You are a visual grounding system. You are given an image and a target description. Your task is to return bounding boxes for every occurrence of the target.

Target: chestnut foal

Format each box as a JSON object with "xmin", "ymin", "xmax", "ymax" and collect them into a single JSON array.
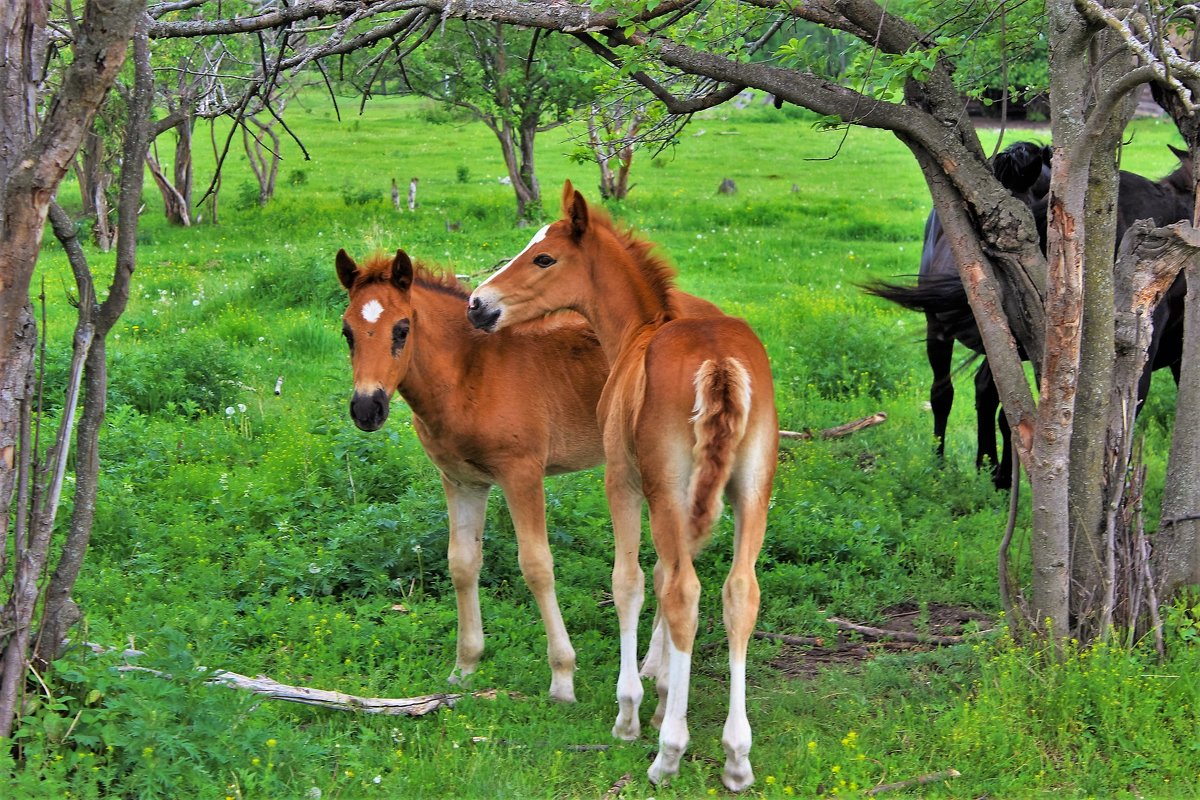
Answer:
[
  {"xmin": 338, "ymin": 248, "xmax": 607, "ymax": 702},
  {"xmin": 467, "ymin": 185, "xmax": 778, "ymax": 791}
]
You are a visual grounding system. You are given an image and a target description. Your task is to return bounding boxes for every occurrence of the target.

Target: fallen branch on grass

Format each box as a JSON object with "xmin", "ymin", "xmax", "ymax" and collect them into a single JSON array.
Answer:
[
  {"xmin": 753, "ymin": 631, "xmax": 825, "ymax": 647},
  {"xmin": 780, "ymin": 412, "xmax": 887, "ymax": 441},
  {"xmin": 865, "ymin": 768, "xmax": 961, "ymax": 795},
  {"xmin": 203, "ymin": 669, "xmax": 501, "ymax": 715},
  {"xmin": 827, "ymin": 617, "xmax": 989, "ymax": 646},
  {"xmin": 87, "ymin": 641, "xmax": 502, "ymax": 717},
  {"xmin": 117, "ymin": 663, "xmax": 500, "ymax": 715}
]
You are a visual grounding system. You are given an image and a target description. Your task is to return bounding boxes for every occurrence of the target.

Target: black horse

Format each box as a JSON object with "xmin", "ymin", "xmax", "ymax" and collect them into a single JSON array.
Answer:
[{"xmin": 867, "ymin": 143, "xmax": 1190, "ymax": 489}]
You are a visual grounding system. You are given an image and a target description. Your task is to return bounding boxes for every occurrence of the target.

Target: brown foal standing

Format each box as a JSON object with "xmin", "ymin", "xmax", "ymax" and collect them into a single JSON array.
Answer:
[{"xmin": 467, "ymin": 183, "xmax": 779, "ymax": 791}]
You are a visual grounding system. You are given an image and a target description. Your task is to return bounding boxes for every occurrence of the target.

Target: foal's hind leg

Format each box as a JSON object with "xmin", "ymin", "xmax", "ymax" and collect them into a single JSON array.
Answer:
[
  {"xmin": 720, "ymin": 478, "xmax": 769, "ymax": 792},
  {"xmin": 499, "ymin": 469, "xmax": 576, "ymax": 702},
  {"xmin": 645, "ymin": 496, "xmax": 700, "ymax": 788},
  {"xmin": 443, "ymin": 476, "xmax": 488, "ymax": 687},
  {"xmin": 607, "ymin": 463, "xmax": 646, "ymax": 740}
]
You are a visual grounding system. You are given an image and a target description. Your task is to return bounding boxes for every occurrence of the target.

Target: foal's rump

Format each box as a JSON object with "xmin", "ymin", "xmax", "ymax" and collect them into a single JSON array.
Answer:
[{"xmin": 636, "ymin": 316, "xmax": 776, "ymax": 544}]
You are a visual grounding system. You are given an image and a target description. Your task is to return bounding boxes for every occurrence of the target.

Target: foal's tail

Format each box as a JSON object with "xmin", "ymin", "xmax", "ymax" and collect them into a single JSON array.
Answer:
[{"xmin": 687, "ymin": 358, "xmax": 752, "ymax": 547}]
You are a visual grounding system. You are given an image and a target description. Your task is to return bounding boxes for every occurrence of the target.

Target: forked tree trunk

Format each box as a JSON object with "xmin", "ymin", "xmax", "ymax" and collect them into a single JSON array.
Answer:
[
  {"xmin": 243, "ymin": 115, "xmax": 281, "ymax": 206},
  {"xmin": 35, "ymin": 24, "xmax": 153, "ymax": 666},
  {"xmin": 0, "ymin": 0, "xmax": 143, "ymax": 740},
  {"xmin": 588, "ymin": 103, "xmax": 643, "ymax": 201},
  {"xmin": 495, "ymin": 120, "xmax": 539, "ymax": 222}
]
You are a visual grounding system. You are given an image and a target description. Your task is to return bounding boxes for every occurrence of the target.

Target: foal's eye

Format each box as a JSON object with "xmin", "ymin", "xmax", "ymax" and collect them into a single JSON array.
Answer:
[
  {"xmin": 342, "ymin": 323, "xmax": 354, "ymax": 352},
  {"xmin": 533, "ymin": 254, "xmax": 556, "ymax": 268},
  {"xmin": 392, "ymin": 319, "xmax": 410, "ymax": 354}
]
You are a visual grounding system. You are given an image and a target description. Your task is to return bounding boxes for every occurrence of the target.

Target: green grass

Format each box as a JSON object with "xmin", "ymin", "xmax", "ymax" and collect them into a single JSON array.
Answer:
[{"xmin": 9, "ymin": 94, "xmax": 1200, "ymax": 798}]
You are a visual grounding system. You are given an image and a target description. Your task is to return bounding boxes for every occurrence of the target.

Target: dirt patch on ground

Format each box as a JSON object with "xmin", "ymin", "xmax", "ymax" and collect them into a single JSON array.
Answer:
[{"xmin": 767, "ymin": 602, "xmax": 994, "ymax": 680}]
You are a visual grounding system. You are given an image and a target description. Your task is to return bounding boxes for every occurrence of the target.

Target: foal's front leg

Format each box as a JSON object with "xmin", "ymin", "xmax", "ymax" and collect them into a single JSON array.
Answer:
[
  {"xmin": 500, "ymin": 470, "xmax": 577, "ymax": 702},
  {"xmin": 443, "ymin": 476, "xmax": 488, "ymax": 687}
]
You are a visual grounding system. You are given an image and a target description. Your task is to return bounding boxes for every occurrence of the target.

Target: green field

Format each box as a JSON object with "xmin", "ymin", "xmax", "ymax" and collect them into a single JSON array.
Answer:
[{"xmin": 8, "ymin": 95, "xmax": 1200, "ymax": 798}]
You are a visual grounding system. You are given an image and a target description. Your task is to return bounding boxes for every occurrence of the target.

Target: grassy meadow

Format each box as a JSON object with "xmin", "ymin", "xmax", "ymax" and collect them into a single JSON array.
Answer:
[{"xmin": 7, "ymin": 93, "xmax": 1200, "ymax": 798}]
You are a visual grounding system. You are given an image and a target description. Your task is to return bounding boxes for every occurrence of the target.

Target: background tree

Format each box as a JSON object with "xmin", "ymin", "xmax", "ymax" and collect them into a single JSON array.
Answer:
[{"xmin": 392, "ymin": 21, "xmax": 595, "ymax": 221}]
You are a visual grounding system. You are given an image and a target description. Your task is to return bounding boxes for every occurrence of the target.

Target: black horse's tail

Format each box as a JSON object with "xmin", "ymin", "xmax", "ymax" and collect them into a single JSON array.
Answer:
[
  {"xmin": 861, "ymin": 274, "xmax": 968, "ymax": 313},
  {"xmin": 862, "ymin": 276, "xmax": 980, "ymax": 347}
]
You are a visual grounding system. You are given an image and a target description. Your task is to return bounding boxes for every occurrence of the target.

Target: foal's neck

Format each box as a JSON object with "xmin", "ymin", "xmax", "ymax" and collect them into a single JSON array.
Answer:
[{"xmin": 585, "ymin": 230, "xmax": 672, "ymax": 362}]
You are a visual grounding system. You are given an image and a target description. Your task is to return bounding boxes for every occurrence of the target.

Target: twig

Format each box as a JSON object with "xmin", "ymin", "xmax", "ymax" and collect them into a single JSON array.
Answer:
[
  {"xmin": 753, "ymin": 631, "xmax": 825, "ymax": 647},
  {"xmin": 780, "ymin": 412, "xmax": 887, "ymax": 441},
  {"xmin": 603, "ymin": 773, "xmax": 633, "ymax": 799},
  {"xmin": 827, "ymin": 618, "xmax": 986, "ymax": 646},
  {"xmin": 866, "ymin": 768, "xmax": 961, "ymax": 796}
]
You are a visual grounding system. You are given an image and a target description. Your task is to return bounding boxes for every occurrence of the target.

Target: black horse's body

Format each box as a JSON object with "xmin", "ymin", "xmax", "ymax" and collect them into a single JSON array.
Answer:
[{"xmin": 867, "ymin": 143, "xmax": 1191, "ymax": 488}]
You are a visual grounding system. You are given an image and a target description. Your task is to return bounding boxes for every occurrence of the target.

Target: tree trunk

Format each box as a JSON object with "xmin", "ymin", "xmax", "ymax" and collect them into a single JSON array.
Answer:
[
  {"xmin": 35, "ymin": 22, "xmax": 153, "ymax": 666},
  {"xmin": 0, "ymin": 0, "xmax": 143, "ymax": 740},
  {"xmin": 75, "ymin": 127, "xmax": 116, "ymax": 251},
  {"xmin": 1068, "ymin": 32, "xmax": 1138, "ymax": 638},
  {"xmin": 1033, "ymin": 0, "xmax": 1096, "ymax": 639},
  {"xmin": 174, "ymin": 115, "xmax": 194, "ymax": 213},
  {"xmin": 495, "ymin": 121, "xmax": 537, "ymax": 222},
  {"xmin": 146, "ymin": 149, "xmax": 191, "ymax": 226}
]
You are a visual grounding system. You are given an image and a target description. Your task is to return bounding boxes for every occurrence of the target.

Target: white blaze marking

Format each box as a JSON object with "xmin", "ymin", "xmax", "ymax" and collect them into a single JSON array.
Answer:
[
  {"xmin": 476, "ymin": 224, "xmax": 551, "ymax": 289},
  {"xmin": 361, "ymin": 299, "xmax": 384, "ymax": 323}
]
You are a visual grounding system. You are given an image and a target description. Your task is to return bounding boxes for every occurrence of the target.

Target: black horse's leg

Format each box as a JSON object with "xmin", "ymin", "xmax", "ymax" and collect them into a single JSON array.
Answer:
[
  {"xmin": 927, "ymin": 316, "xmax": 954, "ymax": 460},
  {"xmin": 996, "ymin": 402, "xmax": 1013, "ymax": 491},
  {"xmin": 974, "ymin": 359, "xmax": 1010, "ymax": 489}
]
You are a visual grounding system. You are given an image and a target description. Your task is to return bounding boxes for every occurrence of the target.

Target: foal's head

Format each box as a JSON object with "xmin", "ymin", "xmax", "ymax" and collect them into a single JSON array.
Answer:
[
  {"xmin": 337, "ymin": 248, "xmax": 415, "ymax": 431},
  {"xmin": 467, "ymin": 181, "xmax": 599, "ymax": 333}
]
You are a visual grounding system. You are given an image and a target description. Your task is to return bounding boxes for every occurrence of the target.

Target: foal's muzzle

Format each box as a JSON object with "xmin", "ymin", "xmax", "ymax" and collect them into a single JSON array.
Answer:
[
  {"xmin": 350, "ymin": 388, "xmax": 390, "ymax": 432},
  {"xmin": 467, "ymin": 296, "xmax": 501, "ymax": 332}
]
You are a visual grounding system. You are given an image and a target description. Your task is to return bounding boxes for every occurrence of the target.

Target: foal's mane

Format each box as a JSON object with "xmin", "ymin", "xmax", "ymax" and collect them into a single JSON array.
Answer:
[
  {"xmin": 356, "ymin": 251, "xmax": 470, "ymax": 300},
  {"xmin": 587, "ymin": 206, "xmax": 677, "ymax": 312}
]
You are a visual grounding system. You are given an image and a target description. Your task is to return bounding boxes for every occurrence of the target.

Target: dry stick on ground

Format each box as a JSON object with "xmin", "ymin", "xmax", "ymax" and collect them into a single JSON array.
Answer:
[
  {"xmin": 110, "ymin": 659, "xmax": 501, "ymax": 716},
  {"xmin": 752, "ymin": 631, "xmax": 826, "ymax": 647},
  {"xmin": 826, "ymin": 618, "xmax": 988, "ymax": 646},
  {"xmin": 779, "ymin": 411, "xmax": 887, "ymax": 441},
  {"xmin": 603, "ymin": 773, "xmax": 634, "ymax": 799},
  {"xmin": 865, "ymin": 768, "xmax": 961, "ymax": 796}
]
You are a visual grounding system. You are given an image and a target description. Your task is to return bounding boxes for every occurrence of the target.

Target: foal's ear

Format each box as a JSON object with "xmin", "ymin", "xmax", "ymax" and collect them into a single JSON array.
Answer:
[
  {"xmin": 391, "ymin": 249, "xmax": 414, "ymax": 292},
  {"xmin": 1168, "ymin": 143, "xmax": 1192, "ymax": 164},
  {"xmin": 335, "ymin": 249, "xmax": 358, "ymax": 290},
  {"xmin": 562, "ymin": 180, "xmax": 589, "ymax": 238}
]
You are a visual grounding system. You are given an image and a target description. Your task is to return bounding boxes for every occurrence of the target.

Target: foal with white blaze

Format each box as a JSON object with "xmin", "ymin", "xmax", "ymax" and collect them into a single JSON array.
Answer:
[
  {"xmin": 468, "ymin": 183, "xmax": 778, "ymax": 791},
  {"xmin": 338, "ymin": 247, "xmax": 609, "ymax": 702}
]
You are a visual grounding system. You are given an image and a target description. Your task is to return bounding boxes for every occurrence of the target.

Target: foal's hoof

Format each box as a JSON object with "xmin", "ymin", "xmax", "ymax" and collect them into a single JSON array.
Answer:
[
  {"xmin": 722, "ymin": 761, "xmax": 755, "ymax": 792},
  {"xmin": 548, "ymin": 682, "xmax": 576, "ymax": 704},
  {"xmin": 612, "ymin": 717, "xmax": 640, "ymax": 742},
  {"xmin": 447, "ymin": 668, "xmax": 473, "ymax": 688},
  {"xmin": 647, "ymin": 751, "xmax": 681, "ymax": 786}
]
